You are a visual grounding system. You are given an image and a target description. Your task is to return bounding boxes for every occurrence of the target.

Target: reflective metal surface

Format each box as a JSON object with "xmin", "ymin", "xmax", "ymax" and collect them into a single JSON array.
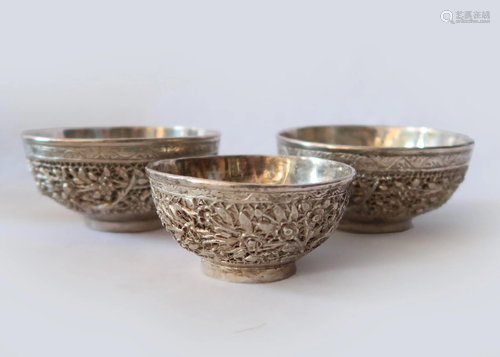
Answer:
[
  {"xmin": 22, "ymin": 126, "xmax": 218, "ymax": 143},
  {"xmin": 278, "ymin": 125, "xmax": 473, "ymax": 150},
  {"xmin": 278, "ymin": 125, "xmax": 474, "ymax": 233},
  {"xmin": 150, "ymin": 155, "xmax": 354, "ymax": 185},
  {"xmin": 22, "ymin": 126, "xmax": 220, "ymax": 233},
  {"xmin": 147, "ymin": 155, "xmax": 355, "ymax": 283}
]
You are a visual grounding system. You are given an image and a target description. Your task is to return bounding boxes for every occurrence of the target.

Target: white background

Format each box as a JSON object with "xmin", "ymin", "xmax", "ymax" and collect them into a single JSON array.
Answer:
[{"xmin": 0, "ymin": 1, "xmax": 499, "ymax": 356}]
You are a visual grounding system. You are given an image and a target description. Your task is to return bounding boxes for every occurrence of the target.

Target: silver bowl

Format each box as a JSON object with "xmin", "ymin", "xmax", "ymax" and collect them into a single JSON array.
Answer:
[
  {"xmin": 22, "ymin": 126, "xmax": 220, "ymax": 233},
  {"xmin": 278, "ymin": 125, "xmax": 474, "ymax": 233},
  {"xmin": 146, "ymin": 155, "xmax": 355, "ymax": 283}
]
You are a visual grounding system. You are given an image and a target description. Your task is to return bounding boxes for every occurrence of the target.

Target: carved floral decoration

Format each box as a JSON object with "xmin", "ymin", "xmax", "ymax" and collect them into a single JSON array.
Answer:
[
  {"xmin": 29, "ymin": 160, "xmax": 155, "ymax": 215},
  {"xmin": 279, "ymin": 146, "xmax": 470, "ymax": 221},
  {"xmin": 150, "ymin": 184, "xmax": 351, "ymax": 266}
]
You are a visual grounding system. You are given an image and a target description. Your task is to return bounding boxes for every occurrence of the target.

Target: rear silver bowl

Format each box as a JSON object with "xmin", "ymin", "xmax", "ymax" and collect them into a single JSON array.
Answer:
[
  {"xmin": 278, "ymin": 125, "xmax": 474, "ymax": 233},
  {"xmin": 22, "ymin": 126, "xmax": 220, "ymax": 232}
]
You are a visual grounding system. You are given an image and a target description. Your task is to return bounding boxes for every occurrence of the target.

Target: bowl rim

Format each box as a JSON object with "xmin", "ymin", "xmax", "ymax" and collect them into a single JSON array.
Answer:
[
  {"xmin": 21, "ymin": 126, "xmax": 221, "ymax": 144},
  {"xmin": 277, "ymin": 125, "xmax": 475, "ymax": 152},
  {"xmin": 146, "ymin": 154, "xmax": 356, "ymax": 189}
]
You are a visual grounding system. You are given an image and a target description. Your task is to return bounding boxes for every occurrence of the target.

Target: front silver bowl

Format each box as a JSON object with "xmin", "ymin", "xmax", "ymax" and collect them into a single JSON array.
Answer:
[
  {"xmin": 147, "ymin": 155, "xmax": 355, "ymax": 283},
  {"xmin": 278, "ymin": 125, "xmax": 474, "ymax": 233},
  {"xmin": 22, "ymin": 126, "xmax": 220, "ymax": 232}
]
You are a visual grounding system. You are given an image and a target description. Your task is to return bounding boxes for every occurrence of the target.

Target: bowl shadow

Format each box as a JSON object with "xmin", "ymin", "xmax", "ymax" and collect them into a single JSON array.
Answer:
[{"xmin": 292, "ymin": 199, "xmax": 489, "ymax": 277}]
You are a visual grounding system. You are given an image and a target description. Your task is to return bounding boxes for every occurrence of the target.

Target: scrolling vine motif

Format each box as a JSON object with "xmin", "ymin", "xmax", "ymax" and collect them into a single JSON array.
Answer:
[
  {"xmin": 25, "ymin": 141, "xmax": 219, "ymax": 161},
  {"xmin": 279, "ymin": 147, "xmax": 472, "ymax": 171}
]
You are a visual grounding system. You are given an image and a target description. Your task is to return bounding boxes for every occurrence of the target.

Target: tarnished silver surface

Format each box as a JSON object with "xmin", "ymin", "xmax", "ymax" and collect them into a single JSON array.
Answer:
[
  {"xmin": 278, "ymin": 125, "xmax": 474, "ymax": 233},
  {"xmin": 147, "ymin": 155, "xmax": 355, "ymax": 283},
  {"xmin": 22, "ymin": 126, "xmax": 220, "ymax": 232}
]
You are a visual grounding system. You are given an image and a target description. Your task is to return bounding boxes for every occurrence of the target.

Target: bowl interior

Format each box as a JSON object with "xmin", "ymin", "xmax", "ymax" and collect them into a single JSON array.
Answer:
[
  {"xmin": 281, "ymin": 126, "xmax": 473, "ymax": 149},
  {"xmin": 23, "ymin": 126, "xmax": 219, "ymax": 141},
  {"xmin": 149, "ymin": 155, "xmax": 354, "ymax": 185}
]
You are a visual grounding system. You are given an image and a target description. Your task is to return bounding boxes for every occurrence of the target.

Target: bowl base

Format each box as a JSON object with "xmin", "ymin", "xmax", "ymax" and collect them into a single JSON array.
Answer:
[
  {"xmin": 338, "ymin": 219, "xmax": 414, "ymax": 234},
  {"xmin": 201, "ymin": 260, "xmax": 296, "ymax": 283},
  {"xmin": 84, "ymin": 217, "xmax": 163, "ymax": 233}
]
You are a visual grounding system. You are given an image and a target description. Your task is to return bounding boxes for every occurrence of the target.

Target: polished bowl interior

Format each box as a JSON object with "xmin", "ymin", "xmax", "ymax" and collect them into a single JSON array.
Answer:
[
  {"xmin": 22, "ymin": 126, "xmax": 219, "ymax": 143},
  {"xmin": 147, "ymin": 155, "xmax": 355, "ymax": 186},
  {"xmin": 279, "ymin": 125, "xmax": 473, "ymax": 150}
]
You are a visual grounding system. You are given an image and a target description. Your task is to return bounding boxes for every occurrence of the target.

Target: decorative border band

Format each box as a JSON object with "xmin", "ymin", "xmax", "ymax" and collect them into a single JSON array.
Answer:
[
  {"xmin": 23, "ymin": 140, "xmax": 219, "ymax": 162},
  {"xmin": 279, "ymin": 146, "xmax": 473, "ymax": 172},
  {"xmin": 150, "ymin": 178, "xmax": 352, "ymax": 203}
]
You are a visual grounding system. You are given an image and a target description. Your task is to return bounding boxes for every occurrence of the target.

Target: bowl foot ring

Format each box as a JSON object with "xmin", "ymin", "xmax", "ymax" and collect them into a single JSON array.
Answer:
[
  {"xmin": 338, "ymin": 219, "xmax": 414, "ymax": 234},
  {"xmin": 201, "ymin": 260, "xmax": 296, "ymax": 283},
  {"xmin": 84, "ymin": 217, "xmax": 163, "ymax": 233}
]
